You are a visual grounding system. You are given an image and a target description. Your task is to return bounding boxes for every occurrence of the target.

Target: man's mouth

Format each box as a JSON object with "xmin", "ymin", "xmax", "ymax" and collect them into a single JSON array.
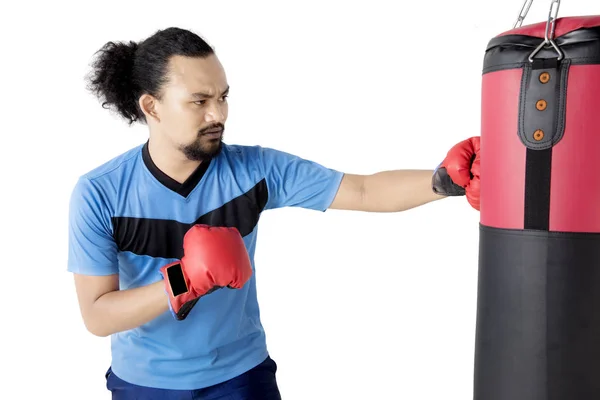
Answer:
[
  {"xmin": 202, "ymin": 124, "xmax": 224, "ymax": 134},
  {"xmin": 202, "ymin": 129, "xmax": 223, "ymax": 139}
]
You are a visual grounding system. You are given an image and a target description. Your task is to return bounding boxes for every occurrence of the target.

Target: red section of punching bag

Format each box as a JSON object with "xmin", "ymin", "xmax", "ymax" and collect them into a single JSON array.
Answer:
[
  {"xmin": 479, "ymin": 69, "xmax": 526, "ymax": 230},
  {"xmin": 550, "ymin": 64, "xmax": 600, "ymax": 232},
  {"xmin": 481, "ymin": 64, "xmax": 600, "ymax": 231},
  {"xmin": 498, "ymin": 16, "xmax": 600, "ymax": 39},
  {"xmin": 480, "ymin": 17, "xmax": 600, "ymax": 232}
]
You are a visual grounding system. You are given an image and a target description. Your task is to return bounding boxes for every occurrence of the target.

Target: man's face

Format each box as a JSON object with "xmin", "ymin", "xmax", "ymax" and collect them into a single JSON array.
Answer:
[{"xmin": 155, "ymin": 54, "xmax": 229, "ymax": 161}]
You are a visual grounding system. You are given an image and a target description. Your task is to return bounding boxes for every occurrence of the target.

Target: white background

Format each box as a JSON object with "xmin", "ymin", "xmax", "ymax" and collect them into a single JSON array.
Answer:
[{"xmin": 1, "ymin": 0, "xmax": 596, "ymax": 399}]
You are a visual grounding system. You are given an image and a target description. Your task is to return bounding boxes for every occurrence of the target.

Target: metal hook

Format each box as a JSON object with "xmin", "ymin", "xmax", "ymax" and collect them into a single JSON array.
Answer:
[
  {"xmin": 513, "ymin": 0, "xmax": 564, "ymax": 61},
  {"xmin": 528, "ymin": 0, "xmax": 563, "ymax": 61}
]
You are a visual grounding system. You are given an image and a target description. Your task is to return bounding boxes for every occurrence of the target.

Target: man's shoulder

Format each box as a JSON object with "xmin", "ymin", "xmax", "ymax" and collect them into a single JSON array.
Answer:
[
  {"xmin": 79, "ymin": 143, "xmax": 143, "ymax": 184},
  {"xmin": 220, "ymin": 142, "xmax": 262, "ymax": 157},
  {"xmin": 220, "ymin": 142, "xmax": 296, "ymax": 163},
  {"xmin": 72, "ymin": 143, "xmax": 143, "ymax": 201},
  {"xmin": 218, "ymin": 142, "xmax": 267, "ymax": 168}
]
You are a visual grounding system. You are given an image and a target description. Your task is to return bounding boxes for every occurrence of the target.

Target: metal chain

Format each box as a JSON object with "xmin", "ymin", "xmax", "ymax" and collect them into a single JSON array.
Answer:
[
  {"xmin": 514, "ymin": 0, "xmax": 534, "ymax": 28},
  {"xmin": 512, "ymin": 0, "xmax": 564, "ymax": 61},
  {"xmin": 545, "ymin": 0, "xmax": 561, "ymax": 41}
]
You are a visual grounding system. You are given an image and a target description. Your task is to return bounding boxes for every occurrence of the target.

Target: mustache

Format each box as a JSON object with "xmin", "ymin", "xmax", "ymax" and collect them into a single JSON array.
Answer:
[{"xmin": 199, "ymin": 123, "xmax": 224, "ymax": 135}]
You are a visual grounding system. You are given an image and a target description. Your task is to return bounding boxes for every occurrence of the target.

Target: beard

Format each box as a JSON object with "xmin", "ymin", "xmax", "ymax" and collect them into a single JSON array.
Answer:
[{"xmin": 180, "ymin": 123, "xmax": 224, "ymax": 161}]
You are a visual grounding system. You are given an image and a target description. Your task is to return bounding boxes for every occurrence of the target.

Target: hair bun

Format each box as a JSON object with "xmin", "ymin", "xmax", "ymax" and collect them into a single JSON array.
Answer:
[{"xmin": 86, "ymin": 40, "xmax": 141, "ymax": 124}]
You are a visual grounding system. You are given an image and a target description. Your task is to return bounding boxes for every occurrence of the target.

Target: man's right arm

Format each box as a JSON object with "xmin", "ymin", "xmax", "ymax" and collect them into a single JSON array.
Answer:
[
  {"xmin": 73, "ymin": 274, "xmax": 168, "ymax": 337},
  {"xmin": 68, "ymin": 178, "xmax": 253, "ymax": 333},
  {"xmin": 68, "ymin": 177, "xmax": 170, "ymax": 336}
]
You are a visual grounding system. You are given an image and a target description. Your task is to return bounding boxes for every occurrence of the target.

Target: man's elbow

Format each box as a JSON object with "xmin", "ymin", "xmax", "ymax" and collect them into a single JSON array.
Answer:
[
  {"xmin": 81, "ymin": 310, "xmax": 112, "ymax": 337},
  {"xmin": 330, "ymin": 174, "xmax": 369, "ymax": 211},
  {"xmin": 88, "ymin": 326, "xmax": 111, "ymax": 337},
  {"xmin": 358, "ymin": 177, "xmax": 368, "ymax": 209},
  {"xmin": 350, "ymin": 174, "xmax": 371, "ymax": 211},
  {"xmin": 82, "ymin": 318, "xmax": 109, "ymax": 337}
]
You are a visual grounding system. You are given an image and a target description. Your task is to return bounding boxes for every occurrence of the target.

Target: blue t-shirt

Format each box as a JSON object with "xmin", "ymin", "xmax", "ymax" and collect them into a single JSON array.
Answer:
[{"xmin": 67, "ymin": 141, "xmax": 344, "ymax": 390}]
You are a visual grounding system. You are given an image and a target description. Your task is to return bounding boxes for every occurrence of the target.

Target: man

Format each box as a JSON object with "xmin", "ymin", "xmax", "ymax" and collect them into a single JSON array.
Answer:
[{"xmin": 69, "ymin": 27, "xmax": 480, "ymax": 399}]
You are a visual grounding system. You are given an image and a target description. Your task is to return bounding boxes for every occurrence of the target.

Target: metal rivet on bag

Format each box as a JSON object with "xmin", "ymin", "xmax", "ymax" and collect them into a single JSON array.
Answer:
[
  {"xmin": 539, "ymin": 72, "xmax": 550, "ymax": 83},
  {"xmin": 536, "ymin": 99, "xmax": 547, "ymax": 111},
  {"xmin": 533, "ymin": 129, "xmax": 544, "ymax": 141}
]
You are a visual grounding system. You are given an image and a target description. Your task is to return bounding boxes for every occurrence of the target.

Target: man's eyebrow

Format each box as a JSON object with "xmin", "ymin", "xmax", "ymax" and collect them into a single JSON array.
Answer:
[{"xmin": 191, "ymin": 86, "xmax": 230, "ymax": 98}]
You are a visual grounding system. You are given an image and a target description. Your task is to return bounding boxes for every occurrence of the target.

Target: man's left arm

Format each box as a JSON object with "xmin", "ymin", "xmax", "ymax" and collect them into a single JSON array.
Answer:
[
  {"xmin": 329, "ymin": 169, "xmax": 444, "ymax": 212},
  {"xmin": 330, "ymin": 136, "xmax": 481, "ymax": 212},
  {"xmin": 257, "ymin": 136, "xmax": 479, "ymax": 213}
]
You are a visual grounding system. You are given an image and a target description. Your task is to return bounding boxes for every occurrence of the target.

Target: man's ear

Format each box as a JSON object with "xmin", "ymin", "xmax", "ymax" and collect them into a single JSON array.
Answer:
[{"xmin": 139, "ymin": 93, "xmax": 160, "ymax": 122}]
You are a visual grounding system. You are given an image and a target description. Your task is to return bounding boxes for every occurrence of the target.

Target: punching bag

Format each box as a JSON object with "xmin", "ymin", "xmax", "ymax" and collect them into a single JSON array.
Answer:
[{"xmin": 475, "ymin": 3, "xmax": 600, "ymax": 399}]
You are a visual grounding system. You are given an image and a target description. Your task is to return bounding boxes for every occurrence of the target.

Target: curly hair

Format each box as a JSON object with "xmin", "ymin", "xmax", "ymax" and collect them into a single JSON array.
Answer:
[{"xmin": 85, "ymin": 27, "xmax": 215, "ymax": 125}]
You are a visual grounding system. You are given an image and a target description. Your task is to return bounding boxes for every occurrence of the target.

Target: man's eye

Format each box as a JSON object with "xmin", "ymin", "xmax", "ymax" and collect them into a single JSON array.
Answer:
[{"xmin": 194, "ymin": 100, "xmax": 206, "ymax": 105}]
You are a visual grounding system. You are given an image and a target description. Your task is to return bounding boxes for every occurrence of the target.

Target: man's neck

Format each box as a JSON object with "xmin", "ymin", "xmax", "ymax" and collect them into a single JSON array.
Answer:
[{"xmin": 147, "ymin": 137, "xmax": 202, "ymax": 184}]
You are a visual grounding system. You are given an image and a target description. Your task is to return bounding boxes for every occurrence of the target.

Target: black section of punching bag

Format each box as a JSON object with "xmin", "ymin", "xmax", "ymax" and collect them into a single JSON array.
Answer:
[
  {"xmin": 483, "ymin": 26, "xmax": 600, "ymax": 73},
  {"xmin": 518, "ymin": 58, "xmax": 569, "ymax": 151},
  {"xmin": 524, "ymin": 148, "xmax": 551, "ymax": 230},
  {"xmin": 474, "ymin": 225, "xmax": 600, "ymax": 400}
]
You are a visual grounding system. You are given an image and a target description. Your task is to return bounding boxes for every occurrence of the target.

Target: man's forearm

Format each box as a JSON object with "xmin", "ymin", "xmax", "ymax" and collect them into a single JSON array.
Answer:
[
  {"xmin": 89, "ymin": 280, "xmax": 170, "ymax": 337},
  {"xmin": 361, "ymin": 169, "xmax": 446, "ymax": 212}
]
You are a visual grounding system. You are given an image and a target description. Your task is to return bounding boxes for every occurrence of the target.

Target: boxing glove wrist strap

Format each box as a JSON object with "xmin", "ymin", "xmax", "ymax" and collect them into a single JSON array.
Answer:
[
  {"xmin": 432, "ymin": 163, "xmax": 465, "ymax": 196},
  {"xmin": 160, "ymin": 261, "xmax": 199, "ymax": 321}
]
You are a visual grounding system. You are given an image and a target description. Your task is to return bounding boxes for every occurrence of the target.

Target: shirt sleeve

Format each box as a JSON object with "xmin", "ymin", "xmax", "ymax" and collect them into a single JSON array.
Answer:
[
  {"xmin": 67, "ymin": 177, "xmax": 119, "ymax": 275},
  {"xmin": 258, "ymin": 146, "xmax": 344, "ymax": 211}
]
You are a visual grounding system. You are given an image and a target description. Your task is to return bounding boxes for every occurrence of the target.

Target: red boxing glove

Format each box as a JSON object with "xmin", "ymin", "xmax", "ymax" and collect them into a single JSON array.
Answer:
[
  {"xmin": 466, "ymin": 149, "xmax": 480, "ymax": 210},
  {"xmin": 159, "ymin": 224, "xmax": 253, "ymax": 320},
  {"xmin": 432, "ymin": 136, "xmax": 481, "ymax": 210}
]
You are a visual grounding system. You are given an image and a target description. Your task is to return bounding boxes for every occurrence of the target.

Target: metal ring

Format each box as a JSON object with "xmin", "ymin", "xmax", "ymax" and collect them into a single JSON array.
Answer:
[{"xmin": 528, "ymin": 38, "xmax": 564, "ymax": 62}]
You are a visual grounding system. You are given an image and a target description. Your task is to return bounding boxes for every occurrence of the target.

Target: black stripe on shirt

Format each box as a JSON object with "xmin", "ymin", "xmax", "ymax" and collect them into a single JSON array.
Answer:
[{"xmin": 111, "ymin": 178, "xmax": 268, "ymax": 259}]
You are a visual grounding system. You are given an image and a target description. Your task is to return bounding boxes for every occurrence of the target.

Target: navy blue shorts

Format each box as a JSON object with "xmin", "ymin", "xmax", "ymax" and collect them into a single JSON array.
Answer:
[{"xmin": 105, "ymin": 356, "xmax": 282, "ymax": 400}]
